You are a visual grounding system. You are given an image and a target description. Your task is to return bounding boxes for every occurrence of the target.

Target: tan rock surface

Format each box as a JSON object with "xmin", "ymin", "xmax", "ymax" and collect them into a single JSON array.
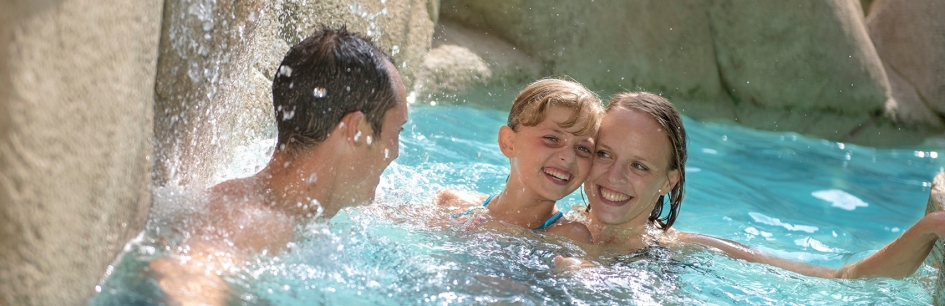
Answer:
[
  {"xmin": 438, "ymin": 0, "xmax": 943, "ymax": 146},
  {"xmin": 413, "ymin": 19, "xmax": 542, "ymax": 109},
  {"xmin": 868, "ymin": 0, "xmax": 945, "ymax": 127},
  {"xmin": 0, "ymin": 0, "xmax": 161, "ymax": 304}
]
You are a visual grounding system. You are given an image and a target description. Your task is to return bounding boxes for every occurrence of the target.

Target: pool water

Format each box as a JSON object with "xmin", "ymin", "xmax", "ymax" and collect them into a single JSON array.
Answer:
[{"xmin": 94, "ymin": 103, "xmax": 943, "ymax": 305}]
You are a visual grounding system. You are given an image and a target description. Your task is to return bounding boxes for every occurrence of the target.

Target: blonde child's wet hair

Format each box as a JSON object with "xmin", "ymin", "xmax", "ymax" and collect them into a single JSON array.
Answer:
[{"xmin": 507, "ymin": 78, "xmax": 604, "ymax": 136}]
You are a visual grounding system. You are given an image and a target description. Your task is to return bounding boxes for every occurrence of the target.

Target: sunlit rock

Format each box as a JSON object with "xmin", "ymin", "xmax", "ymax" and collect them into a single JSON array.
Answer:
[
  {"xmin": 439, "ymin": 0, "xmax": 942, "ymax": 146},
  {"xmin": 0, "ymin": 0, "xmax": 160, "ymax": 303},
  {"xmin": 867, "ymin": 0, "xmax": 945, "ymax": 128},
  {"xmin": 413, "ymin": 19, "xmax": 542, "ymax": 108}
]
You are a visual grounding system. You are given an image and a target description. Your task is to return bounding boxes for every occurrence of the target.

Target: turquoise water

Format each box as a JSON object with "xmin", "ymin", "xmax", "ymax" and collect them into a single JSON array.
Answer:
[{"xmin": 94, "ymin": 104, "xmax": 943, "ymax": 305}]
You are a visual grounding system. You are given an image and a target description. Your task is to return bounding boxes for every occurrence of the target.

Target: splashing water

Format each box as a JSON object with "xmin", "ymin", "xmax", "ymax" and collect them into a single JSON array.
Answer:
[
  {"xmin": 94, "ymin": 100, "xmax": 942, "ymax": 305},
  {"xmin": 277, "ymin": 65, "xmax": 293, "ymax": 77},
  {"xmin": 313, "ymin": 87, "xmax": 326, "ymax": 98}
]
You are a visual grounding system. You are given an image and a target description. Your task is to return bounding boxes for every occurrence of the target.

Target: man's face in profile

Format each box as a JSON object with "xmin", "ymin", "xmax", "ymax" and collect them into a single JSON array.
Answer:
[{"xmin": 348, "ymin": 59, "xmax": 408, "ymax": 205}]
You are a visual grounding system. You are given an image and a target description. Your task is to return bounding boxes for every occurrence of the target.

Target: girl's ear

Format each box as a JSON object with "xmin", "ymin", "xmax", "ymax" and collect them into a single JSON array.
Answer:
[
  {"xmin": 662, "ymin": 169, "xmax": 680, "ymax": 196},
  {"xmin": 498, "ymin": 126, "xmax": 516, "ymax": 158},
  {"xmin": 338, "ymin": 111, "xmax": 369, "ymax": 146}
]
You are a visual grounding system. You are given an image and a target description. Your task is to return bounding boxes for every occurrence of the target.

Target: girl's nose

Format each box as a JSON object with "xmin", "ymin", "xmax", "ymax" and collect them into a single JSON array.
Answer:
[
  {"xmin": 558, "ymin": 147, "xmax": 576, "ymax": 163},
  {"xmin": 606, "ymin": 165, "xmax": 627, "ymax": 185}
]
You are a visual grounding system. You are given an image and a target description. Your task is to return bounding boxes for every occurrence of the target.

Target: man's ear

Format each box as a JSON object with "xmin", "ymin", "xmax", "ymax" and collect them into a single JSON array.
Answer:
[
  {"xmin": 498, "ymin": 126, "xmax": 516, "ymax": 158},
  {"xmin": 338, "ymin": 111, "xmax": 370, "ymax": 146}
]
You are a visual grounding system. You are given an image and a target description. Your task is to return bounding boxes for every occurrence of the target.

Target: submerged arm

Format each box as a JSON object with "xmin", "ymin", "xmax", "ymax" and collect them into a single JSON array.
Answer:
[
  {"xmin": 837, "ymin": 211, "xmax": 945, "ymax": 279},
  {"xmin": 149, "ymin": 241, "xmax": 240, "ymax": 305},
  {"xmin": 678, "ymin": 232, "xmax": 842, "ymax": 278}
]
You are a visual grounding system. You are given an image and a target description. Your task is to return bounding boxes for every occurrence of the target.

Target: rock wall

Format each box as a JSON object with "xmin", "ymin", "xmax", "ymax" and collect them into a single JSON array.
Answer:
[
  {"xmin": 0, "ymin": 0, "xmax": 161, "ymax": 304},
  {"xmin": 867, "ymin": 0, "xmax": 945, "ymax": 129},
  {"xmin": 434, "ymin": 0, "xmax": 945, "ymax": 146},
  {"xmin": 153, "ymin": 0, "xmax": 438, "ymax": 188}
]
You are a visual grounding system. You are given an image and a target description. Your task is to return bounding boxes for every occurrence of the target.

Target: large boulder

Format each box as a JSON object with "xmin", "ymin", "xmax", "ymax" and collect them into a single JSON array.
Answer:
[
  {"xmin": 708, "ymin": 0, "xmax": 894, "ymax": 143},
  {"xmin": 438, "ymin": 0, "xmax": 942, "ymax": 146},
  {"xmin": 412, "ymin": 19, "xmax": 543, "ymax": 109},
  {"xmin": 0, "ymin": 0, "xmax": 161, "ymax": 304},
  {"xmin": 153, "ymin": 0, "xmax": 438, "ymax": 188},
  {"xmin": 867, "ymin": 0, "xmax": 945, "ymax": 128},
  {"xmin": 440, "ymin": 0, "xmax": 734, "ymax": 117}
]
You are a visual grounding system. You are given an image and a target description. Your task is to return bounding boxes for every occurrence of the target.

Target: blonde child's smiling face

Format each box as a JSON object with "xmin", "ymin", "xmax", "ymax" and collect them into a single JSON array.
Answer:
[
  {"xmin": 501, "ymin": 105, "xmax": 598, "ymax": 202},
  {"xmin": 586, "ymin": 107, "xmax": 679, "ymax": 227}
]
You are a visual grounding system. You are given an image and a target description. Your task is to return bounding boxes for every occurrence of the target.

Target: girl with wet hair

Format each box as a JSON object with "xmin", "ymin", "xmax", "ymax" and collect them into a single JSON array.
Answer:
[
  {"xmin": 558, "ymin": 91, "xmax": 945, "ymax": 280},
  {"xmin": 436, "ymin": 77, "xmax": 604, "ymax": 242}
]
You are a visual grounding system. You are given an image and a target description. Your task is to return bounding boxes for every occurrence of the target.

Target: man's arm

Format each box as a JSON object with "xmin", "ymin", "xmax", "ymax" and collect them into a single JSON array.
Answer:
[{"xmin": 149, "ymin": 241, "xmax": 239, "ymax": 306}]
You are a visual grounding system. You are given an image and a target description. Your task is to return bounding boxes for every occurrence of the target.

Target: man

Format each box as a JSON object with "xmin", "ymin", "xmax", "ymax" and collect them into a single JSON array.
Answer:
[{"xmin": 150, "ymin": 26, "xmax": 408, "ymax": 304}]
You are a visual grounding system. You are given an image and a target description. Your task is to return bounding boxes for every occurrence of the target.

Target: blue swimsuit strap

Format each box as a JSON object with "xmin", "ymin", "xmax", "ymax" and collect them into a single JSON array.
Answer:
[
  {"xmin": 451, "ymin": 194, "xmax": 495, "ymax": 220},
  {"xmin": 480, "ymin": 194, "xmax": 495, "ymax": 206},
  {"xmin": 532, "ymin": 211, "xmax": 563, "ymax": 231},
  {"xmin": 482, "ymin": 194, "xmax": 562, "ymax": 231}
]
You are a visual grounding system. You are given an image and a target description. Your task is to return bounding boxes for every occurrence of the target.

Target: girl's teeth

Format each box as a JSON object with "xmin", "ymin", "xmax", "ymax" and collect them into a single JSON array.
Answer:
[{"xmin": 601, "ymin": 187, "xmax": 630, "ymax": 202}]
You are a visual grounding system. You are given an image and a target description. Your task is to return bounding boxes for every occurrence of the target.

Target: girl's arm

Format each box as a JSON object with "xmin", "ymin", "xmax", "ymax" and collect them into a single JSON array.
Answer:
[
  {"xmin": 678, "ymin": 232, "xmax": 841, "ymax": 278},
  {"xmin": 836, "ymin": 210, "xmax": 945, "ymax": 278},
  {"xmin": 680, "ymin": 210, "xmax": 945, "ymax": 279}
]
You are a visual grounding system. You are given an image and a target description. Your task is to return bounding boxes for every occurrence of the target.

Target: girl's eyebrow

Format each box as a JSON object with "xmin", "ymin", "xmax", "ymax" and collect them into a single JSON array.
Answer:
[{"xmin": 538, "ymin": 126, "xmax": 567, "ymax": 135}]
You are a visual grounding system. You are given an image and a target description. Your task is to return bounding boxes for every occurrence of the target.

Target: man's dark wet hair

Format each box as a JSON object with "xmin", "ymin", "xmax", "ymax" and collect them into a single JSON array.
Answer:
[{"xmin": 271, "ymin": 26, "xmax": 398, "ymax": 156}]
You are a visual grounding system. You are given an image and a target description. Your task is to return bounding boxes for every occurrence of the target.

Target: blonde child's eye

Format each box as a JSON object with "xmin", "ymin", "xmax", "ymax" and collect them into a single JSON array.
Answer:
[
  {"xmin": 596, "ymin": 151, "xmax": 610, "ymax": 159},
  {"xmin": 543, "ymin": 136, "xmax": 558, "ymax": 142}
]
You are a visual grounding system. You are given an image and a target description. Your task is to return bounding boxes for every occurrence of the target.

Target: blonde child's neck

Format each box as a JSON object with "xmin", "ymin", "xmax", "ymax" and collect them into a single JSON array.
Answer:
[{"xmin": 486, "ymin": 186, "xmax": 558, "ymax": 229}]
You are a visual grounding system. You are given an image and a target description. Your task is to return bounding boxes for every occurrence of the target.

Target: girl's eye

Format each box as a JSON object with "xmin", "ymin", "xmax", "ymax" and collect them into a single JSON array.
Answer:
[
  {"xmin": 632, "ymin": 163, "xmax": 648, "ymax": 171},
  {"xmin": 596, "ymin": 151, "xmax": 610, "ymax": 159},
  {"xmin": 543, "ymin": 136, "xmax": 559, "ymax": 143},
  {"xmin": 577, "ymin": 146, "xmax": 591, "ymax": 154}
]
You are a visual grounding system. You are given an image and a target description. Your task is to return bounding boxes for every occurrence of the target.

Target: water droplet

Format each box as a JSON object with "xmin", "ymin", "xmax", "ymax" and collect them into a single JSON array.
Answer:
[
  {"xmin": 366, "ymin": 135, "xmax": 373, "ymax": 145},
  {"xmin": 306, "ymin": 173, "xmax": 317, "ymax": 184},
  {"xmin": 313, "ymin": 87, "xmax": 326, "ymax": 98},
  {"xmin": 278, "ymin": 65, "xmax": 293, "ymax": 77},
  {"xmin": 354, "ymin": 131, "xmax": 362, "ymax": 142},
  {"xmin": 384, "ymin": 148, "xmax": 390, "ymax": 159},
  {"xmin": 346, "ymin": 85, "xmax": 350, "ymax": 92}
]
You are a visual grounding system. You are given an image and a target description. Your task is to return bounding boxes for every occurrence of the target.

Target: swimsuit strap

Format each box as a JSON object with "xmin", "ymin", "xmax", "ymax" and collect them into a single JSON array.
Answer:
[
  {"xmin": 533, "ymin": 211, "xmax": 563, "ymax": 231},
  {"xmin": 461, "ymin": 194, "xmax": 561, "ymax": 230},
  {"xmin": 452, "ymin": 194, "xmax": 495, "ymax": 220},
  {"xmin": 481, "ymin": 194, "xmax": 495, "ymax": 207}
]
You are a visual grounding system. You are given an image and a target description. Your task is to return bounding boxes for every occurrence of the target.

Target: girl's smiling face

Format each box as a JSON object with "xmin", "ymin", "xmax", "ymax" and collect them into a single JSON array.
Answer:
[
  {"xmin": 501, "ymin": 105, "xmax": 598, "ymax": 202},
  {"xmin": 586, "ymin": 107, "xmax": 679, "ymax": 227}
]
